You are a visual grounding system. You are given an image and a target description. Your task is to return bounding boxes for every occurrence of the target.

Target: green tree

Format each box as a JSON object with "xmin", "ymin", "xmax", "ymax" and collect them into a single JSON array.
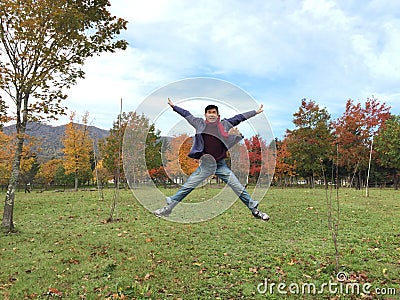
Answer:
[
  {"xmin": 0, "ymin": 0, "xmax": 127, "ymax": 230},
  {"xmin": 286, "ymin": 99, "xmax": 333, "ymax": 187},
  {"xmin": 145, "ymin": 123, "xmax": 163, "ymax": 172},
  {"xmin": 101, "ymin": 112, "xmax": 162, "ymax": 187},
  {"xmin": 375, "ymin": 115, "xmax": 400, "ymax": 189},
  {"xmin": 99, "ymin": 112, "xmax": 130, "ymax": 186},
  {"xmin": 54, "ymin": 164, "xmax": 75, "ymax": 189}
]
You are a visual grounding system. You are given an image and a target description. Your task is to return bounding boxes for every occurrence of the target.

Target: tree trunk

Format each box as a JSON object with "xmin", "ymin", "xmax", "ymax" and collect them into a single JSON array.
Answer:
[
  {"xmin": 74, "ymin": 173, "xmax": 78, "ymax": 191},
  {"xmin": 324, "ymin": 172, "xmax": 329, "ymax": 190},
  {"xmin": 394, "ymin": 170, "xmax": 399, "ymax": 190},
  {"xmin": 311, "ymin": 173, "xmax": 315, "ymax": 189},
  {"xmin": 365, "ymin": 139, "xmax": 373, "ymax": 197},
  {"xmin": 2, "ymin": 135, "xmax": 24, "ymax": 231},
  {"xmin": 356, "ymin": 171, "xmax": 362, "ymax": 190}
]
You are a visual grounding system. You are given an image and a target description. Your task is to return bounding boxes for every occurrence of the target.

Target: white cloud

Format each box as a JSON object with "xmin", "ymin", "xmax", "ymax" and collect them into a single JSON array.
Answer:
[{"xmin": 39, "ymin": 0, "xmax": 399, "ymax": 136}]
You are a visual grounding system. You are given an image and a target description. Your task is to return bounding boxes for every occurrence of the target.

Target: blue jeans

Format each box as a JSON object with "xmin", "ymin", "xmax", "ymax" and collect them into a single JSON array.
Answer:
[{"xmin": 168, "ymin": 157, "xmax": 258, "ymax": 210}]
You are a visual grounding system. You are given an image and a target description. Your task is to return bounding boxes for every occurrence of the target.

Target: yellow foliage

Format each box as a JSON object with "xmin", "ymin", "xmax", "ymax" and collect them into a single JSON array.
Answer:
[
  {"xmin": 62, "ymin": 113, "xmax": 93, "ymax": 177},
  {"xmin": 37, "ymin": 159, "xmax": 63, "ymax": 184},
  {"xmin": 0, "ymin": 131, "xmax": 38, "ymax": 184},
  {"xmin": 0, "ymin": 132, "xmax": 13, "ymax": 180}
]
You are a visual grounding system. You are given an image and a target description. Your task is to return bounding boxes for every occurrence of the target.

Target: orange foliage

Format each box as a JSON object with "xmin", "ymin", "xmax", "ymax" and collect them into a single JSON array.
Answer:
[
  {"xmin": 333, "ymin": 98, "xmax": 391, "ymax": 171},
  {"xmin": 38, "ymin": 158, "xmax": 63, "ymax": 185},
  {"xmin": 165, "ymin": 134, "xmax": 198, "ymax": 177},
  {"xmin": 274, "ymin": 138, "xmax": 297, "ymax": 180}
]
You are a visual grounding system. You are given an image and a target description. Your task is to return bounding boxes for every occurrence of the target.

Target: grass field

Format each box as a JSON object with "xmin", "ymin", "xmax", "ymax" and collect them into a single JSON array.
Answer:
[{"xmin": 0, "ymin": 187, "xmax": 399, "ymax": 299}]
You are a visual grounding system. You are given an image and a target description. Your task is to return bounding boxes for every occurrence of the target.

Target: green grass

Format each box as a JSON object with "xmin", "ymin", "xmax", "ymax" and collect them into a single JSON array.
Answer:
[{"xmin": 0, "ymin": 187, "xmax": 399, "ymax": 299}]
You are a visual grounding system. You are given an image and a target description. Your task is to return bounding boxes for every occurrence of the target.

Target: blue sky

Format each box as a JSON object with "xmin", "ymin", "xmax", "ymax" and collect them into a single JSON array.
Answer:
[{"xmin": 56, "ymin": 0, "xmax": 399, "ymax": 138}]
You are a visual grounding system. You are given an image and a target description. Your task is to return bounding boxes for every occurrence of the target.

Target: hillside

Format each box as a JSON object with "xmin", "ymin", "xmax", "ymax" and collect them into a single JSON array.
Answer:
[{"xmin": 4, "ymin": 122, "xmax": 109, "ymax": 162}]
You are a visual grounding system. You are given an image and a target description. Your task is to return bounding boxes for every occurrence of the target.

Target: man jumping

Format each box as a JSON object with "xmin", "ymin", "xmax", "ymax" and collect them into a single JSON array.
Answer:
[{"xmin": 154, "ymin": 98, "xmax": 270, "ymax": 221}]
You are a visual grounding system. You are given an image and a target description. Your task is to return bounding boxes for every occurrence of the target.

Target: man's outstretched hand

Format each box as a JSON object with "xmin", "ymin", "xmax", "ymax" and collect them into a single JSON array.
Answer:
[
  {"xmin": 256, "ymin": 104, "xmax": 264, "ymax": 114},
  {"xmin": 168, "ymin": 98, "xmax": 174, "ymax": 108},
  {"xmin": 228, "ymin": 127, "xmax": 242, "ymax": 137}
]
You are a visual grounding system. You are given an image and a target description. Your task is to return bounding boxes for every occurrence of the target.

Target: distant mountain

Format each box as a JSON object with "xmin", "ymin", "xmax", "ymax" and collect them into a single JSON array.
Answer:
[{"xmin": 4, "ymin": 122, "xmax": 109, "ymax": 162}]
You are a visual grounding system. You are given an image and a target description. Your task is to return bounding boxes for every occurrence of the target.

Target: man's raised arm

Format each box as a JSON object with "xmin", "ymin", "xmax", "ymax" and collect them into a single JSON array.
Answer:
[
  {"xmin": 168, "ymin": 98, "xmax": 174, "ymax": 108},
  {"xmin": 256, "ymin": 104, "xmax": 264, "ymax": 114},
  {"xmin": 167, "ymin": 98, "xmax": 203, "ymax": 128}
]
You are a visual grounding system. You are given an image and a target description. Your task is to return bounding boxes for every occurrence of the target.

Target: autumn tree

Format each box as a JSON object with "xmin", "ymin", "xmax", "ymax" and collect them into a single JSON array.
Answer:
[
  {"xmin": 0, "ymin": 131, "xmax": 13, "ymax": 186},
  {"xmin": 0, "ymin": 0, "xmax": 127, "ymax": 230},
  {"xmin": 0, "ymin": 131, "xmax": 38, "ymax": 191},
  {"xmin": 164, "ymin": 135, "xmax": 181, "ymax": 180},
  {"xmin": 178, "ymin": 136, "xmax": 198, "ymax": 176},
  {"xmin": 164, "ymin": 134, "xmax": 198, "ymax": 183},
  {"xmin": 62, "ymin": 112, "xmax": 93, "ymax": 191},
  {"xmin": 274, "ymin": 138, "xmax": 297, "ymax": 187},
  {"xmin": 332, "ymin": 98, "xmax": 391, "ymax": 189},
  {"xmin": 375, "ymin": 115, "xmax": 400, "ymax": 189},
  {"xmin": 148, "ymin": 166, "xmax": 169, "ymax": 186},
  {"xmin": 0, "ymin": 95, "xmax": 10, "ymax": 127},
  {"xmin": 244, "ymin": 135, "xmax": 262, "ymax": 184},
  {"xmin": 92, "ymin": 159, "xmax": 110, "ymax": 188},
  {"xmin": 35, "ymin": 158, "xmax": 63, "ymax": 187},
  {"xmin": 286, "ymin": 99, "xmax": 333, "ymax": 187},
  {"xmin": 241, "ymin": 135, "xmax": 273, "ymax": 185},
  {"xmin": 18, "ymin": 140, "xmax": 40, "ymax": 192},
  {"xmin": 230, "ymin": 141, "xmax": 249, "ymax": 185}
]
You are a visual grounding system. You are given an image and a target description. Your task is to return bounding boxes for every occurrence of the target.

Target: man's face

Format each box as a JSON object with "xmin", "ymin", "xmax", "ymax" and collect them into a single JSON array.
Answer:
[{"xmin": 205, "ymin": 108, "xmax": 219, "ymax": 123}]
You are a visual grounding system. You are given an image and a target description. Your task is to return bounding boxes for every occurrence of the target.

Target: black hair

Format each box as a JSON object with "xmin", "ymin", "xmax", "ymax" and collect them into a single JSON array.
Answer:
[{"xmin": 204, "ymin": 104, "xmax": 219, "ymax": 114}]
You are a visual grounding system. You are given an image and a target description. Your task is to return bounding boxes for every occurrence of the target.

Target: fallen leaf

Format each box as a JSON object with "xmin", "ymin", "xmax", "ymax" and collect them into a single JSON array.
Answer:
[
  {"xmin": 249, "ymin": 267, "xmax": 258, "ymax": 274},
  {"xmin": 69, "ymin": 259, "xmax": 80, "ymax": 265}
]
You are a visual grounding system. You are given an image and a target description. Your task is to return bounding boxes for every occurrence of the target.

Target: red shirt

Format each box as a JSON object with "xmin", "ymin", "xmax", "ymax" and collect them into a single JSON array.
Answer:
[{"xmin": 202, "ymin": 123, "xmax": 227, "ymax": 161}]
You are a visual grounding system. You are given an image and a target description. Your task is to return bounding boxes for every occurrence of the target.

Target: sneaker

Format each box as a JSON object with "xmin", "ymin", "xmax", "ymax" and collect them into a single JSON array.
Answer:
[
  {"xmin": 154, "ymin": 205, "xmax": 172, "ymax": 217},
  {"xmin": 252, "ymin": 207, "xmax": 270, "ymax": 221}
]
